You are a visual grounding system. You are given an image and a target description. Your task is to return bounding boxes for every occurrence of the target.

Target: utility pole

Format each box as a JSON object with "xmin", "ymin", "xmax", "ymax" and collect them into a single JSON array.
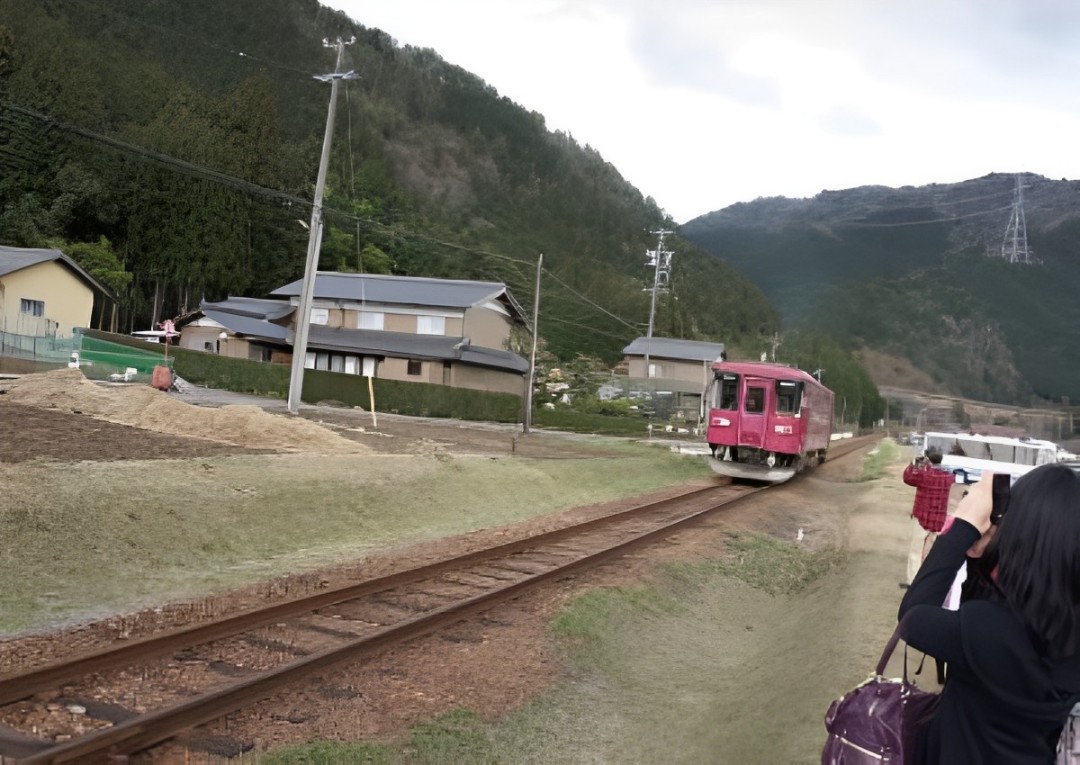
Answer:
[
  {"xmin": 643, "ymin": 229, "xmax": 673, "ymax": 379},
  {"xmin": 523, "ymin": 252, "xmax": 543, "ymax": 434},
  {"xmin": 287, "ymin": 37, "xmax": 357, "ymax": 414}
]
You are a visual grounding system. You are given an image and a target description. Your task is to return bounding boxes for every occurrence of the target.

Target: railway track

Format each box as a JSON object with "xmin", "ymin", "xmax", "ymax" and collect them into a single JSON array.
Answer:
[{"xmin": 0, "ymin": 434, "xmax": 874, "ymax": 763}]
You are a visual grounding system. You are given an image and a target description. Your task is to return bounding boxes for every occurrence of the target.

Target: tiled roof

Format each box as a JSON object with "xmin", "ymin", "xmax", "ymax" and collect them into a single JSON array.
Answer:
[
  {"xmin": 270, "ymin": 272, "xmax": 527, "ymax": 323},
  {"xmin": 621, "ymin": 336, "xmax": 726, "ymax": 363},
  {"xmin": 0, "ymin": 245, "xmax": 113, "ymax": 297}
]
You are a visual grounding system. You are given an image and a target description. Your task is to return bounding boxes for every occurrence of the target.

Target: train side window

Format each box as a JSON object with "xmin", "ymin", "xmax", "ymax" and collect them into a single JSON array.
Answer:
[
  {"xmin": 745, "ymin": 386, "xmax": 765, "ymax": 414},
  {"xmin": 715, "ymin": 374, "xmax": 739, "ymax": 409},
  {"xmin": 775, "ymin": 381, "xmax": 803, "ymax": 414}
]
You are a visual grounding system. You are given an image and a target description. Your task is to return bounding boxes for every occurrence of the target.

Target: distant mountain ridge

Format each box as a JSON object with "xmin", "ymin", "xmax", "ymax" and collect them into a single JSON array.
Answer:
[{"xmin": 680, "ymin": 172, "xmax": 1080, "ymax": 405}]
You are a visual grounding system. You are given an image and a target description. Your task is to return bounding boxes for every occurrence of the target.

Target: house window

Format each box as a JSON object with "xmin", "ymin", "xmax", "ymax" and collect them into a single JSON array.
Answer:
[
  {"xmin": 315, "ymin": 353, "xmax": 330, "ymax": 371},
  {"xmin": 358, "ymin": 311, "xmax": 384, "ymax": 330},
  {"xmin": 407, "ymin": 360, "xmax": 422, "ymax": 376},
  {"xmin": 304, "ymin": 351, "xmax": 316, "ymax": 369},
  {"xmin": 344, "ymin": 357, "xmax": 359, "ymax": 375},
  {"xmin": 416, "ymin": 315, "xmax": 445, "ymax": 335},
  {"xmin": 20, "ymin": 299, "xmax": 44, "ymax": 317},
  {"xmin": 648, "ymin": 362, "xmax": 661, "ymax": 379},
  {"xmin": 361, "ymin": 357, "xmax": 376, "ymax": 377},
  {"xmin": 331, "ymin": 355, "xmax": 345, "ymax": 373},
  {"xmin": 310, "ymin": 308, "xmax": 329, "ymax": 325}
]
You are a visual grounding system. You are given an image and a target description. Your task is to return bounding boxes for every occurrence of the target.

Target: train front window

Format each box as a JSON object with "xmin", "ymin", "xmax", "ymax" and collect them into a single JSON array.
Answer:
[
  {"xmin": 775, "ymin": 380, "xmax": 803, "ymax": 414},
  {"xmin": 745, "ymin": 386, "xmax": 765, "ymax": 414},
  {"xmin": 714, "ymin": 373, "xmax": 739, "ymax": 410}
]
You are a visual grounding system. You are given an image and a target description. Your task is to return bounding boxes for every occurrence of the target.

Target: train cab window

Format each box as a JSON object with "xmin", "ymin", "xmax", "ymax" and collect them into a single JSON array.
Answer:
[
  {"xmin": 745, "ymin": 386, "xmax": 765, "ymax": 414},
  {"xmin": 775, "ymin": 380, "xmax": 803, "ymax": 415},
  {"xmin": 714, "ymin": 373, "xmax": 739, "ymax": 410}
]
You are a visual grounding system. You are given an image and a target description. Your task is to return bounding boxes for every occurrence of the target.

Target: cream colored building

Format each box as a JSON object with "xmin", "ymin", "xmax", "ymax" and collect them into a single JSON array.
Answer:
[
  {"xmin": 0, "ymin": 246, "xmax": 110, "ymax": 338},
  {"xmin": 179, "ymin": 273, "xmax": 529, "ymax": 395},
  {"xmin": 620, "ymin": 336, "xmax": 728, "ymax": 421}
]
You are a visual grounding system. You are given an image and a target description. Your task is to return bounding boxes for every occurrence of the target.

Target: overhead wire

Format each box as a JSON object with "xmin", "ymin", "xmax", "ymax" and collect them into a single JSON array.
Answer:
[
  {"xmin": 837, "ymin": 205, "xmax": 1016, "ymax": 227},
  {"xmin": 0, "ymin": 100, "xmax": 646, "ymax": 333}
]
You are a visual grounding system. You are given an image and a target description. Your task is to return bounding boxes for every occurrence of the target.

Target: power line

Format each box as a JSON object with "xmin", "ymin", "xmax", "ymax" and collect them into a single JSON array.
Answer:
[
  {"xmin": 543, "ymin": 315, "xmax": 642, "ymax": 342},
  {"xmin": 1, "ymin": 101, "xmax": 307, "ymax": 208},
  {"xmin": 835, "ymin": 205, "xmax": 1015, "ymax": 227},
  {"xmin": 541, "ymin": 269, "xmax": 642, "ymax": 330},
  {"xmin": 0, "ymin": 103, "xmax": 643, "ymax": 335}
]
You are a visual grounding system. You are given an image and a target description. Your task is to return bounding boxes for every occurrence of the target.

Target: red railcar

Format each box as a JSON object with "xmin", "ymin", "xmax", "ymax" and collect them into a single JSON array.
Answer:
[{"xmin": 705, "ymin": 360, "xmax": 835, "ymax": 482}]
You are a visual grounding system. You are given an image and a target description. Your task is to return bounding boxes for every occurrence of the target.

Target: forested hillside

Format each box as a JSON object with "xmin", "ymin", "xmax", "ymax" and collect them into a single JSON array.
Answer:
[
  {"xmin": 0, "ymin": 0, "xmax": 780, "ymax": 366},
  {"xmin": 681, "ymin": 173, "xmax": 1080, "ymax": 405}
]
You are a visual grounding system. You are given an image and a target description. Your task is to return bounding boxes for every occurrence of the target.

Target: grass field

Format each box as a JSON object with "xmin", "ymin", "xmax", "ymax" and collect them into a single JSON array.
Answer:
[{"xmin": 0, "ymin": 445, "xmax": 710, "ymax": 634}]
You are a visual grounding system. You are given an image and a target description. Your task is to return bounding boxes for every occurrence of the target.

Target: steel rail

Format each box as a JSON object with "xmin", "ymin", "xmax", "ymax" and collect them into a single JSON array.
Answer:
[
  {"xmin": 12, "ymin": 483, "xmax": 769, "ymax": 763},
  {"xmin": 0, "ymin": 483, "xmax": 724, "ymax": 707},
  {"xmin": 2, "ymin": 433, "xmax": 879, "ymax": 762}
]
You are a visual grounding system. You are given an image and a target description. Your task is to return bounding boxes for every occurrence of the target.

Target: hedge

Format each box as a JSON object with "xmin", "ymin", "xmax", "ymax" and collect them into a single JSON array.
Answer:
[{"xmin": 77, "ymin": 330, "xmax": 523, "ymax": 423}]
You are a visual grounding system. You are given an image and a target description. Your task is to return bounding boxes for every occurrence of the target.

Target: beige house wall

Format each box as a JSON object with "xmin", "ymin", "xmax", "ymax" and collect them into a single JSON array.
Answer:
[
  {"xmin": 313, "ymin": 303, "xmax": 509, "ymax": 346},
  {"xmin": 0, "ymin": 262, "xmax": 93, "ymax": 338},
  {"xmin": 461, "ymin": 304, "xmax": 512, "ymax": 348},
  {"xmin": 386, "ymin": 313, "xmax": 416, "ymax": 333},
  {"xmin": 625, "ymin": 357, "xmax": 713, "ymax": 387},
  {"xmin": 341, "ymin": 355, "xmax": 519, "ymax": 394},
  {"xmin": 379, "ymin": 356, "xmax": 444, "ymax": 385},
  {"xmin": 179, "ymin": 325, "xmax": 257, "ymax": 360},
  {"xmin": 452, "ymin": 363, "xmax": 524, "ymax": 396},
  {"xmin": 336, "ymin": 307, "xmax": 468, "ymax": 337}
]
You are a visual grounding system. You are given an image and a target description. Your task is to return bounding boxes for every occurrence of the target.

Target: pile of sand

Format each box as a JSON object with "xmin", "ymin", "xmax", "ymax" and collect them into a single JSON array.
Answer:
[{"xmin": 0, "ymin": 369, "xmax": 369, "ymax": 454}]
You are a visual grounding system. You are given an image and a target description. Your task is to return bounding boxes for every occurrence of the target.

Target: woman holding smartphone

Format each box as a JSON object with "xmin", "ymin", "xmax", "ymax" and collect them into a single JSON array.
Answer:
[{"xmin": 898, "ymin": 463, "xmax": 1080, "ymax": 764}]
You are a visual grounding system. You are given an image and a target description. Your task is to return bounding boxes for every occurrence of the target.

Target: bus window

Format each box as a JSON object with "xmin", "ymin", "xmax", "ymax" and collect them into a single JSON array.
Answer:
[
  {"xmin": 715, "ymin": 373, "xmax": 739, "ymax": 410},
  {"xmin": 745, "ymin": 386, "xmax": 765, "ymax": 414},
  {"xmin": 775, "ymin": 380, "xmax": 803, "ymax": 414}
]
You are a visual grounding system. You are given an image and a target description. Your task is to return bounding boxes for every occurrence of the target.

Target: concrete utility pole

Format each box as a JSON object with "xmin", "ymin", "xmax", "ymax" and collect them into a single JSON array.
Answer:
[
  {"xmin": 643, "ymin": 229, "xmax": 673, "ymax": 379},
  {"xmin": 287, "ymin": 37, "xmax": 358, "ymax": 414},
  {"xmin": 523, "ymin": 252, "xmax": 543, "ymax": 434}
]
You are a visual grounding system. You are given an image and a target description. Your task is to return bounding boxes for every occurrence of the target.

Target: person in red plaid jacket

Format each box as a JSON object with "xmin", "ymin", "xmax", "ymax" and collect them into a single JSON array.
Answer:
[{"xmin": 903, "ymin": 447, "xmax": 955, "ymax": 585}]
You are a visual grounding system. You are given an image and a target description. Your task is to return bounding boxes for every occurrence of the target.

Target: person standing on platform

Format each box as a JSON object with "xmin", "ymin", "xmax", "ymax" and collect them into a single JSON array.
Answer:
[{"xmin": 902, "ymin": 446, "xmax": 954, "ymax": 587}]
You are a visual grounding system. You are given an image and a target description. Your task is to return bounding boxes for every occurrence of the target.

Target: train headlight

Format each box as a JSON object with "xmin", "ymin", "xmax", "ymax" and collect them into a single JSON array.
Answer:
[
  {"xmin": 767, "ymin": 452, "xmax": 777, "ymax": 468},
  {"xmin": 712, "ymin": 417, "xmax": 731, "ymax": 427}
]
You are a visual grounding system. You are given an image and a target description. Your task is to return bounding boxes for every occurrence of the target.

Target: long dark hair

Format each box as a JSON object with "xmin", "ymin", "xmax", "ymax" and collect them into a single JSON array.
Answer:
[{"xmin": 986, "ymin": 463, "xmax": 1080, "ymax": 659}]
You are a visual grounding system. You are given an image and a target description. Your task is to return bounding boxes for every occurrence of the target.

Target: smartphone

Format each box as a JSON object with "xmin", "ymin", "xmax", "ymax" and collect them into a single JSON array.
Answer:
[{"xmin": 990, "ymin": 473, "xmax": 1011, "ymax": 525}]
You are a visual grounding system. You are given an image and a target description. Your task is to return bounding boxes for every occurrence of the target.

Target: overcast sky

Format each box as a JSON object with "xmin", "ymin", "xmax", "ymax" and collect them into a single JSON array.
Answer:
[{"xmin": 323, "ymin": 0, "xmax": 1080, "ymax": 224}]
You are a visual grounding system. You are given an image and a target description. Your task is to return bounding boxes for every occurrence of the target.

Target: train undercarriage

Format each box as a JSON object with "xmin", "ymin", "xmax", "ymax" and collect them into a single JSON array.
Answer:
[{"xmin": 707, "ymin": 444, "xmax": 827, "ymax": 483}]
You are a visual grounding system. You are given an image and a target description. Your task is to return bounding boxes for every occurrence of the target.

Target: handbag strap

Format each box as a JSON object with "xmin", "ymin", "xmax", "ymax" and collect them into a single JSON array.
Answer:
[
  {"xmin": 874, "ymin": 624, "xmax": 923, "ymax": 684},
  {"xmin": 875, "ymin": 624, "xmax": 904, "ymax": 676}
]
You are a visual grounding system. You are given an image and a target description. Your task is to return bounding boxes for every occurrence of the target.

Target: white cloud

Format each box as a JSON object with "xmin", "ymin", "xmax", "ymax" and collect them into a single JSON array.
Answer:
[{"xmin": 324, "ymin": 0, "xmax": 1080, "ymax": 222}]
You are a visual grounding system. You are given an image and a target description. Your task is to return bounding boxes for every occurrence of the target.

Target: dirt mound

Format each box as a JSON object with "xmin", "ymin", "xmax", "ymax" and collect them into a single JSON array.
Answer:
[{"xmin": 0, "ymin": 369, "xmax": 368, "ymax": 453}]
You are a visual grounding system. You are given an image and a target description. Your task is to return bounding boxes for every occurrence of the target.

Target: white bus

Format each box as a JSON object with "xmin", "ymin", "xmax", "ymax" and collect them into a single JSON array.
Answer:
[{"xmin": 923, "ymin": 431, "xmax": 1061, "ymax": 484}]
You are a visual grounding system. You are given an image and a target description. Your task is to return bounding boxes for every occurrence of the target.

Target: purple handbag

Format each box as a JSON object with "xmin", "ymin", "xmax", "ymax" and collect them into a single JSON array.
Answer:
[{"xmin": 822, "ymin": 627, "xmax": 940, "ymax": 764}]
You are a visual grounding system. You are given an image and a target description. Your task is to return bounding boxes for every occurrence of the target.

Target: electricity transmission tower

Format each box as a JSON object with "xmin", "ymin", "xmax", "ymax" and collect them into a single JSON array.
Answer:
[{"xmin": 1000, "ymin": 173, "xmax": 1034, "ymax": 264}]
